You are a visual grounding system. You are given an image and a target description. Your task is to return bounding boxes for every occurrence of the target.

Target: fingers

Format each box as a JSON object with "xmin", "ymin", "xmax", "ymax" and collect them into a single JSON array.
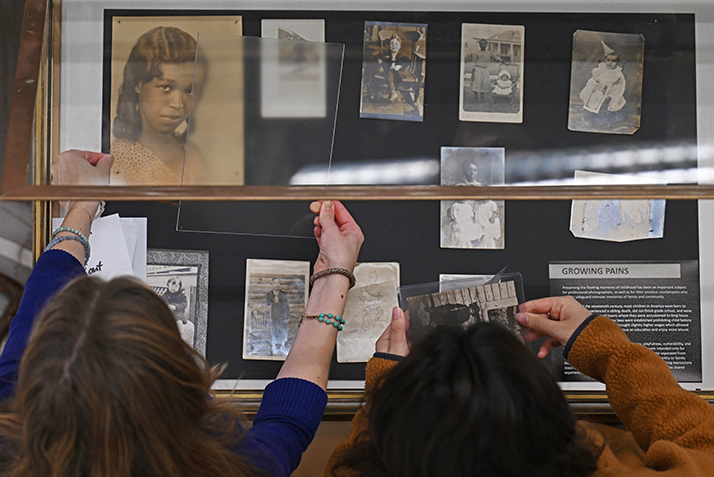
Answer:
[
  {"xmin": 375, "ymin": 324, "xmax": 392, "ymax": 353},
  {"xmin": 309, "ymin": 201, "xmax": 322, "ymax": 214},
  {"xmin": 84, "ymin": 151, "xmax": 111, "ymax": 166}
]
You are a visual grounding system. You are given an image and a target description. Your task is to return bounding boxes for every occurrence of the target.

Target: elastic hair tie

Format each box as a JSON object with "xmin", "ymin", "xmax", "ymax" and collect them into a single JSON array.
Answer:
[{"xmin": 301, "ymin": 313, "xmax": 346, "ymax": 331}]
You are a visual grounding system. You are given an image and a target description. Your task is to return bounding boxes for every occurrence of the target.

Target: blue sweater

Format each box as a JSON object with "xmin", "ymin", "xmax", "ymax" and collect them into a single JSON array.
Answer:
[{"xmin": 0, "ymin": 250, "xmax": 325, "ymax": 476}]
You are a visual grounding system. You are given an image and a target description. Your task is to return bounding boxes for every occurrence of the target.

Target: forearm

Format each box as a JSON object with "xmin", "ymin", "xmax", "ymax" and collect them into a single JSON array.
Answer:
[
  {"xmin": 276, "ymin": 274, "xmax": 350, "ymax": 389},
  {"xmin": 51, "ymin": 200, "xmax": 100, "ymax": 264},
  {"xmin": 568, "ymin": 316, "xmax": 714, "ymax": 450}
]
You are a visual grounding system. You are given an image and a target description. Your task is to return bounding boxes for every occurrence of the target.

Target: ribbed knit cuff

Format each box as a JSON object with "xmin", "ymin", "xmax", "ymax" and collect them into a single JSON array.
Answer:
[
  {"xmin": 257, "ymin": 377, "xmax": 328, "ymax": 432},
  {"xmin": 563, "ymin": 314, "xmax": 596, "ymax": 361}
]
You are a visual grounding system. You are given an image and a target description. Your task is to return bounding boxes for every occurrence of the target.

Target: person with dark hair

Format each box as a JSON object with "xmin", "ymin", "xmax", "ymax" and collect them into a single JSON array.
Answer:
[
  {"xmin": 327, "ymin": 296, "xmax": 714, "ymax": 476},
  {"xmin": 2, "ymin": 149, "xmax": 363, "ymax": 476},
  {"xmin": 111, "ymin": 26, "xmax": 206, "ymax": 185}
]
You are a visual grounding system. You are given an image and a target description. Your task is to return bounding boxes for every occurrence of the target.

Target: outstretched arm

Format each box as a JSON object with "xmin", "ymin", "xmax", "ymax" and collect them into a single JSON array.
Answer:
[
  {"xmin": 276, "ymin": 200, "xmax": 364, "ymax": 389},
  {"xmin": 517, "ymin": 296, "xmax": 714, "ymax": 454}
]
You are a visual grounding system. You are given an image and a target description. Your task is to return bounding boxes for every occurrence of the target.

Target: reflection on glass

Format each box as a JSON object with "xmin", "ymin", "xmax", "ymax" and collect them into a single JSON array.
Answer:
[{"xmin": 185, "ymin": 33, "xmax": 343, "ymax": 186}]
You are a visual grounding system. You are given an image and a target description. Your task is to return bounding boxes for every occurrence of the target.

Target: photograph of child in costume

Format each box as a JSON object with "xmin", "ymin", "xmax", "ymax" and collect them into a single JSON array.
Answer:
[{"xmin": 568, "ymin": 30, "xmax": 644, "ymax": 135}]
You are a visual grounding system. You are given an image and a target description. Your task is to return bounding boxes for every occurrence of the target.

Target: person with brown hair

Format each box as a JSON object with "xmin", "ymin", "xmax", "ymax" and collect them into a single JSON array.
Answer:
[
  {"xmin": 0, "ymin": 149, "xmax": 363, "ymax": 476},
  {"xmin": 327, "ymin": 296, "xmax": 714, "ymax": 476}
]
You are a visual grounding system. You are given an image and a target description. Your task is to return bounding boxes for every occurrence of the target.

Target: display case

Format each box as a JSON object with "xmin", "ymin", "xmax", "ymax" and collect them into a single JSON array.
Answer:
[{"xmin": 4, "ymin": 0, "xmax": 714, "ymax": 417}]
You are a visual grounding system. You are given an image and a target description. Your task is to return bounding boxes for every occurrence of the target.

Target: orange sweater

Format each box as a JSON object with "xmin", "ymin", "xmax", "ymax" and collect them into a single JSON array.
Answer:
[{"xmin": 326, "ymin": 316, "xmax": 714, "ymax": 476}]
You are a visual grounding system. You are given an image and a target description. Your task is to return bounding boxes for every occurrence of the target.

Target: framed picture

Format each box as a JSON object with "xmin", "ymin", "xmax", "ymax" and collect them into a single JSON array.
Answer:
[
  {"xmin": 146, "ymin": 249, "xmax": 209, "ymax": 356},
  {"xmin": 103, "ymin": 13, "xmax": 243, "ymax": 186}
]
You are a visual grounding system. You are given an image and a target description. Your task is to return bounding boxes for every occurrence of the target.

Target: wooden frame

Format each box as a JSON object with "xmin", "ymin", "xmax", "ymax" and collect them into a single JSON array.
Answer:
[{"xmin": 6, "ymin": 0, "xmax": 714, "ymax": 415}]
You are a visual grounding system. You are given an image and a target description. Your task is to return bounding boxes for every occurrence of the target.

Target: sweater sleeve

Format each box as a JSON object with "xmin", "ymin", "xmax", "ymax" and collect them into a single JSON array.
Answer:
[
  {"xmin": 0, "ymin": 250, "xmax": 85, "ymax": 399},
  {"xmin": 567, "ymin": 315, "xmax": 714, "ymax": 453},
  {"xmin": 238, "ymin": 377, "xmax": 327, "ymax": 477},
  {"xmin": 324, "ymin": 357, "xmax": 398, "ymax": 477}
]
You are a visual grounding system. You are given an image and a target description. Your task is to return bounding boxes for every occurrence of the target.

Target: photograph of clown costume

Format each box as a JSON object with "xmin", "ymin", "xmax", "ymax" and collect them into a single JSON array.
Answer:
[{"xmin": 579, "ymin": 41, "xmax": 626, "ymax": 114}]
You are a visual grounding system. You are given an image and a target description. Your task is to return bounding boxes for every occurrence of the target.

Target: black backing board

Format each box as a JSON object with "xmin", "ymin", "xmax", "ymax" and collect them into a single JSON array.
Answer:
[
  {"xmin": 102, "ymin": 9, "xmax": 697, "ymax": 383},
  {"xmin": 105, "ymin": 199, "xmax": 699, "ymax": 381}
]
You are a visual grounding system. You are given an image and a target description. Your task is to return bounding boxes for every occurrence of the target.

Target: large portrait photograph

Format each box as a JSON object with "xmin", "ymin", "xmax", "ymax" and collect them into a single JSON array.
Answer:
[
  {"xmin": 459, "ymin": 23, "xmax": 524, "ymax": 123},
  {"xmin": 146, "ymin": 249, "xmax": 209, "ymax": 356},
  {"xmin": 103, "ymin": 14, "xmax": 243, "ymax": 186}
]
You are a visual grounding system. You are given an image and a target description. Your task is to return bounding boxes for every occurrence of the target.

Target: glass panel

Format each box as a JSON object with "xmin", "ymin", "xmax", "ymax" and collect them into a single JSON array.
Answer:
[{"xmin": 183, "ymin": 33, "xmax": 344, "ymax": 186}]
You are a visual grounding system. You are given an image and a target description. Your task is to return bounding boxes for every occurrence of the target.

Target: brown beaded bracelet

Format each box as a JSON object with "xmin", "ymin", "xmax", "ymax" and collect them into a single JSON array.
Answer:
[{"xmin": 309, "ymin": 267, "xmax": 356, "ymax": 289}]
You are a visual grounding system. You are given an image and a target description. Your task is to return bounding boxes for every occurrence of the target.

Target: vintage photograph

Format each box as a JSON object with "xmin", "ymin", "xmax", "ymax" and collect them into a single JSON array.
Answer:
[
  {"xmin": 243, "ymin": 259, "xmax": 310, "ymax": 360},
  {"xmin": 459, "ymin": 23, "xmax": 524, "ymax": 123},
  {"xmin": 568, "ymin": 30, "xmax": 644, "ymax": 135},
  {"xmin": 105, "ymin": 15, "xmax": 243, "ymax": 185},
  {"xmin": 359, "ymin": 21, "xmax": 427, "ymax": 122},
  {"xmin": 146, "ymin": 249, "xmax": 209, "ymax": 356},
  {"xmin": 337, "ymin": 262, "xmax": 400, "ymax": 363},
  {"xmin": 261, "ymin": 19, "xmax": 327, "ymax": 118},
  {"xmin": 570, "ymin": 171, "xmax": 665, "ymax": 242},
  {"xmin": 440, "ymin": 147, "xmax": 505, "ymax": 250},
  {"xmin": 405, "ymin": 280, "xmax": 522, "ymax": 342}
]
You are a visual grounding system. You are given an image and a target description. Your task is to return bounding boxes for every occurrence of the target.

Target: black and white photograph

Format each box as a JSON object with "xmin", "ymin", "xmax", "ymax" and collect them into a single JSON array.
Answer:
[
  {"xmin": 243, "ymin": 259, "xmax": 310, "ymax": 360},
  {"xmin": 568, "ymin": 30, "xmax": 644, "ymax": 135},
  {"xmin": 459, "ymin": 23, "xmax": 524, "ymax": 123},
  {"xmin": 359, "ymin": 21, "xmax": 427, "ymax": 122},
  {"xmin": 440, "ymin": 147, "xmax": 505, "ymax": 250},
  {"xmin": 105, "ymin": 14, "xmax": 243, "ymax": 185},
  {"xmin": 405, "ymin": 280, "xmax": 522, "ymax": 342},
  {"xmin": 260, "ymin": 19, "xmax": 327, "ymax": 118},
  {"xmin": 146, "ymin": 249, "xmax": 209, "ymax": 356}
]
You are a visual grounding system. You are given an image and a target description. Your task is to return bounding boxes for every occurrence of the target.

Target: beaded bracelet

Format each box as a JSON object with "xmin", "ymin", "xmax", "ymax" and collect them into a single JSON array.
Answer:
[
  {"xmin": 51, "ymin": 227, "xmax": 89, "ymax": 244},
  {"xmin": 301, "ymin": 313, "xmax": 346, "ymax": 331},
  {"xmin": 310, "ymin": 268, "xmax": 356, "ymax": 289},
  {"xmin": 44, "ymin": 234, "xmax": 91, "ymax": 266}
]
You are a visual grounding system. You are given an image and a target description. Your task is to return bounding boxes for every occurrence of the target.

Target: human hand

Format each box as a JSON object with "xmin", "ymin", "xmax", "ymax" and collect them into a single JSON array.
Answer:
[
  {"xmin": 51, "ymin": 149, "xmax": 112, "ymax": 187},
  {"xmin": 309, "ymin": 200, "xmax": 364, "ymax": 274},
  {"xmin": 515, "ymin": 296, "xmax": 593, "ymax": 358},
  {"xmin": 375, "ymin": 307, "xmax": 410, "ymax": 357}
]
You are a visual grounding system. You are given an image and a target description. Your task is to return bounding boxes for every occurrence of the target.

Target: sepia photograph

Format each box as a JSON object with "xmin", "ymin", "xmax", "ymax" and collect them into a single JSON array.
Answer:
[
  {"xmin": 405, "ymin": 280, "xmax": 522, "ymax": 342},
  {"xmin": 459, "ymin": 23, "xmax": 524, "ymax": 123},
  {"xmin": 337, "ymin": 262, "xmax": 400, "ymax": 363},
  {"xmin": 359, "ymin": 21, "xmax": 427, "ymax": 122},
  {"xmin": 105, "ymin": 14, "xmax": 243, "ymax": 186},
  {"xmin": 146, "ymin": 249, "xmax": 209, "ymax": 356},
  {"xmin": 261, "ymin": 19, "xmax": 327, "ymax": 118},
  {"xmin": 440, "ymin": 147, "xmax": 505, "ymax": 250},
  {"xmin": 243, "ymin": 259, "xmax": 310, "ymax": 360},
  {"xmin": 568, "ymin": 30, "xmax": 644, "ymax": 135}
]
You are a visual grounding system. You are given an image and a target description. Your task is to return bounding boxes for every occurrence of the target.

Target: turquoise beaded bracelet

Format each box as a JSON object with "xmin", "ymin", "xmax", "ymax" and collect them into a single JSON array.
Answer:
[
  {"xmin": 44, "ymin": 234, "xmax": 91, "ymax": 266},
  {"xmin": 301, "ymin": 313, "xmax": 346, "ymax": 331},
  {"xmin": 51, "ymin": 227, "xmax": 89, "ymax": 244}
]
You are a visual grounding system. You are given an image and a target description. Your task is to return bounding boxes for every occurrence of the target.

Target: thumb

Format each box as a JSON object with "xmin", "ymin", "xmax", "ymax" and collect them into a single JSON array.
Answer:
[
  {"xmin": 318, "ymin": 200, "xmax": 337, "ymax": 234},
  {"xmin": 95, "ymin": 154, "xmax": 113, "ymax": 175},
  {"xmin": 388, "ymin": 307, "xmax": 410, "ymax": 357}
]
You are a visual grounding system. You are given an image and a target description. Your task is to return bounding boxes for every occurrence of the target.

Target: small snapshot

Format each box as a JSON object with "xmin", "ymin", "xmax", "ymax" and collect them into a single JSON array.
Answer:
[
  {"xmin": 359, "ymin": 21, "xmax": 427, "ymax": 122},
  {"xmin": 243, "ymin": 259, "xmax": 310, "ymax": 360},
  {"xmin": 568, "ymin": 30, "xmax": 644, "ymax": 135}
]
